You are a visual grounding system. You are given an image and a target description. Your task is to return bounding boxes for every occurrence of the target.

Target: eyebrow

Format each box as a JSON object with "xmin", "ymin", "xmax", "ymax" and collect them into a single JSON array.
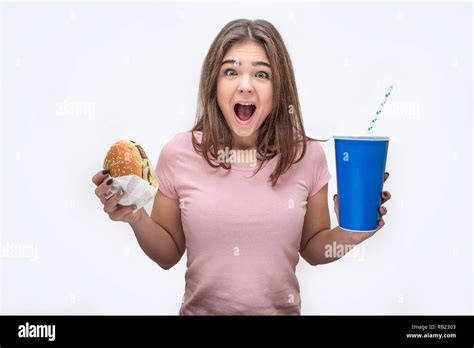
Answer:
[{"xmin": 221, "ymin": 59, "xmax": 271, "ymax": 68}]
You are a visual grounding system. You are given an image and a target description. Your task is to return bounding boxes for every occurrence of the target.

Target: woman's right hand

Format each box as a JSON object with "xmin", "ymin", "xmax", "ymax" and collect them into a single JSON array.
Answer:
[{"xmin": 92, "ymin": 169, "xmax": 142, "ymax": 224}]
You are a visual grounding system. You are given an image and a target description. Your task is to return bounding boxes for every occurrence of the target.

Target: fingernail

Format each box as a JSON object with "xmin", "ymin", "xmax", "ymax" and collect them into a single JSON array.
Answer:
[
  {"xmin": 131, "ymin": 205, "xmax": 137, "ymax": 210},
  {"xmin": 102, "ymin": 169, "xmax": 110, "ymax": 175},
  {"xmin": 106, "ymin": 178, "xmax": 113, "ymax": 185},
  {"xmin": 383, "ymin": 206, "xmax": 387, "ymax": 212},
  {"xmin": 118, "ymin": 189, "xmax": 125, "ymax": 197}
]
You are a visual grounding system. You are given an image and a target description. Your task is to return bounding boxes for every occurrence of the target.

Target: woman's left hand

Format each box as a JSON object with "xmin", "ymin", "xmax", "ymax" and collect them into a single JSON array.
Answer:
[{"xmin": 333, "ymin": 172, "xmax": 392, "ymax": 243}]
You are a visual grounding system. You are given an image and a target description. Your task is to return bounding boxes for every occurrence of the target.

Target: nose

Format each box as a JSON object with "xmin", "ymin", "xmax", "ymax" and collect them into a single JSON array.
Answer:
[{"xmin": 238, "ymin": 75, "xmax": 254, "ymax": 94}]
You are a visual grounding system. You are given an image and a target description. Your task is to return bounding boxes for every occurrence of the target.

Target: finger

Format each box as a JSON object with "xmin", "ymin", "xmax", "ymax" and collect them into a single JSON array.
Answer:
[
  {"xmin": 92, "ymin": 169, "xmax": 110, "ymax": 186},
  {"xmin": 103, "ymin": 189, "xmax": 125, "ymax": 214},
  {"xmin": 381, "ymin": 191, "xmax": 391, "ymax": 204},
  {"xmin": 376, "ymin": 217, "xmax": 385, "ymax": 231},
  {"xmin": 95, "ymin": 176, "xmax": 114, "ymax": 200},
  {"xmin": 383, "ymin": 172, "xmax": 390, "ymax": 182},
  {"xmin": 379, "ymin": 206, "xmax": 387, "ymax": 216},
  {"xmin": 109, "ymin": 205, "xmax": 137, "ymax": 222},
  {"xmin": 333, "ymin": 194, "xmax": 337, "ymax": 201}
]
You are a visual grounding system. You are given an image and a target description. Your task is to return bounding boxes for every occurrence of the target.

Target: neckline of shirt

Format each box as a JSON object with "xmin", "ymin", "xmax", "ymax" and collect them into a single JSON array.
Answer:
[
  {"xmin": 188, "ymin": 131, "xmax": 279, "ymax": 172},
  {"xmin": 230, "ymin": 155, "xmax": 279, "ymax": 172}
]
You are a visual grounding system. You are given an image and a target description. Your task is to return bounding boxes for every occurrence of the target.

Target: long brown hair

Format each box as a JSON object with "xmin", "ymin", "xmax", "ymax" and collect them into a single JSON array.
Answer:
[{"xmin": 191, "ymin": 18, "xmax": 312, "ymax": 187}]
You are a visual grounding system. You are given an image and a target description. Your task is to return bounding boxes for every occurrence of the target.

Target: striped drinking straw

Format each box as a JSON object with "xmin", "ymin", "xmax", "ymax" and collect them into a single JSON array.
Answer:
[{"xmin": 367, "ymin": 84, "xmax": 393, "ymax": 133}]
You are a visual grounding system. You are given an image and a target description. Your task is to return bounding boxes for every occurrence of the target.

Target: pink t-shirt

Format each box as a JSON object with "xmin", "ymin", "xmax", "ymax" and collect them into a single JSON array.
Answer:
[{"xmin": 155, "ymin": 131, "xmax": 331, "ymax": 315}]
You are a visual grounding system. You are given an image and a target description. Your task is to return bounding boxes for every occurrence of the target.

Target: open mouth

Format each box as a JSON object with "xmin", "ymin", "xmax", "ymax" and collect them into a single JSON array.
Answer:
[{"xmin": 234, "ymin": 103, "xmax": 256, "ymax": 122}]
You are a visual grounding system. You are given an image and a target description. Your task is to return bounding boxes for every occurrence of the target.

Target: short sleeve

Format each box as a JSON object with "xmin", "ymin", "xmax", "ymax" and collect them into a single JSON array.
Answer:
[
  {"xmin": 308, "ymin": 140, "xmax": 332, "ymax": 197},
  {"xmin": 155, "ymin": 138, "xmax": 179, "ymax": 200}
]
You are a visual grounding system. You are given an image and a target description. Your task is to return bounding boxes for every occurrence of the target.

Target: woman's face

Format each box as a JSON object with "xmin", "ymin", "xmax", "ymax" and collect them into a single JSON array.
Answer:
[{"xmin": 217, "ymin": 41, "xmax": 273, "ymax": 146}]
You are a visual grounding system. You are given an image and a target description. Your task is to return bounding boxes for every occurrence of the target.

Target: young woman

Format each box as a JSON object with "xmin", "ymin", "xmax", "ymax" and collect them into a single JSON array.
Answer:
[{"xmin": 92, "ymin": 19, "xmax": 391, "ymax": 315}]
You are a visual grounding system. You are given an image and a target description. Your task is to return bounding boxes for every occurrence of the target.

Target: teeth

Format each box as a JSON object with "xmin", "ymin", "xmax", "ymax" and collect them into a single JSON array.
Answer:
[{"xmin": 237, "ymin": 102, "xmax": 255, "ymax": 106}]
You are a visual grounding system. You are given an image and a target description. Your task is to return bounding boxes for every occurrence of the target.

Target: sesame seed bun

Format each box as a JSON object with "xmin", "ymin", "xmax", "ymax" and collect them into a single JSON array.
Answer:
[{"xmin": 103, "ymin": 140, "xmax": 158, "ymax": 187}]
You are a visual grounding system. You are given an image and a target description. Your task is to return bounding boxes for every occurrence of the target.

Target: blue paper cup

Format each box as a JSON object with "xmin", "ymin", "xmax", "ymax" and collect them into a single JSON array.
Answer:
[{"xmin": 333, "ymin": 136, "xmax": 390, "ymax": 232}]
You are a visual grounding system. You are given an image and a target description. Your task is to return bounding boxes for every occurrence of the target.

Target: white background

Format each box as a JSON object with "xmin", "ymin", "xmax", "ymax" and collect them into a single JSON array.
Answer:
[{"xmin": 1, "ymin": 1, "xmax": 472, "ymax": 314}]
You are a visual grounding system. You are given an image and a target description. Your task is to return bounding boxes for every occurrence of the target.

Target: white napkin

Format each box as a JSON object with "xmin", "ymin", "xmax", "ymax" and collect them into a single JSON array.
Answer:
[{"xmin": 104, "ymin": 175, "xmax": 158, "ymax": 211}]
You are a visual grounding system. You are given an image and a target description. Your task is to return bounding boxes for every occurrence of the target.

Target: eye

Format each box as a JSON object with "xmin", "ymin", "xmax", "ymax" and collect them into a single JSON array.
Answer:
[
  {"xmin": 256, "ymin": 71, "xmax": 270, "ymax": 79},
  {"xmin": 224, "ymin": 69, "xmax": 237, "ymax": 77}
]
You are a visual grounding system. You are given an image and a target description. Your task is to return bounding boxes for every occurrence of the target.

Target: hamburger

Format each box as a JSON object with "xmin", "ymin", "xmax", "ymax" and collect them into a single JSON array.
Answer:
[{"xmin": 103, "ymin": 140, "xmax": 158, "ymax": 187}]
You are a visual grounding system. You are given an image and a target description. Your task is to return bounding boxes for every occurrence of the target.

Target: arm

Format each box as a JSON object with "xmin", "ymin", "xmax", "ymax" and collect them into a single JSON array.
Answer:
[
  {"xmin": 299, "ymin": 184, "xmax": 354, "ymax": 266},
  {"xmin": 129, "ymin": 190, "xmax": 186, "ymax": 270},
  {"xmin": 92, "ymin": 169, "xmax": 185, "ymax": 270}
]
